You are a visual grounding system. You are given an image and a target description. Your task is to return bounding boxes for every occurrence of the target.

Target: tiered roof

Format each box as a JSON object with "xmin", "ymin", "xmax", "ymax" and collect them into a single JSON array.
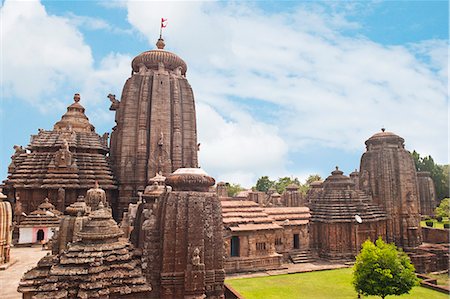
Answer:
[
  {"xmin": 18, "ymin": 205, "xmax": 151, "ymax": 298},
  {"xmin": 5, "ymin": 94, "xmax": 116, "ymax": 190},
  {"xmin": 19, "ymin": 198, "xmax": 62, "ymax": 227},
  {"xmin": 308, "ymin": 167, "xmax": 387, "ymax": 223},
  {"xmin": 221, "ymin": 200, "xmax": 281, "ymax": 232},
  {"xmin": 264, "ymin": 207, "xmax": 310, "ymax": 226}
]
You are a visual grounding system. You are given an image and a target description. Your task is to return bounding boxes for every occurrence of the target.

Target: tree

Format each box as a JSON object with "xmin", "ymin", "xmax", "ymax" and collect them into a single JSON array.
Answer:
[
  {"xmin": 255, "ymin": 176, "xmax": 274, "ymax": 193},
  {"xmin": 299, "ymin": 174, "xmax": 322, "ymax": 195},
  {"xmin": 353, "ymin": 238, "xmax": 418, "ymax": 299},
  {"xmin": 226, "ymin": 183, "xmax": 245, "ymax": 197},
  {"xmin": 411, "ymin": 151, "xmax": 449, "ymax": 201},
  {"xmin": 273, "ymin": 177, "xmax": 301, "ymax": 194},
  {"xmin": 435, "ymin": 198, "xmax": 450, "ymax": 218}
]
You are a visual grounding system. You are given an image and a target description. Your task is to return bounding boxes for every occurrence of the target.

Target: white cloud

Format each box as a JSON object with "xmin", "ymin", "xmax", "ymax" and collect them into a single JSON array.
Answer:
[
  {"xmin": 1, "ymin": 0, "xmax": 93, "ymax": 111},
  {"xmin": 126, "ymin": 1, "xmax": 448, "ymax": 184}
]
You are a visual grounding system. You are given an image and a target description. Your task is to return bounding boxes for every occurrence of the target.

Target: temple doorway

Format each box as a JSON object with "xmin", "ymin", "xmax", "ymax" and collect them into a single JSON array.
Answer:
[
  {"xmin": 231, "ymin": 236, "xmax": 240, "ymax": 257},
  {"xmin": 293, "ymin": 234, "xmax": 299, "ymax": 249},
  {"xmin": 36, "ymin": 229, "xmax": 44, "ymax": 242}
]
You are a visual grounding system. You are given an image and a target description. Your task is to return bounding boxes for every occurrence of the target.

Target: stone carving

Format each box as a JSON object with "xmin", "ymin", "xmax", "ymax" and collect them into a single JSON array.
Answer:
[
  {"xmin": 107, "ymin": 93, "xmax": 120, "ymax": 110},
  {"xmin": 85, "ymin": 181, "xmax": 107, "ymax": 210},
  {"xmin": 110, "ymin": 37, "xmax": 198, "ymax": 218}
]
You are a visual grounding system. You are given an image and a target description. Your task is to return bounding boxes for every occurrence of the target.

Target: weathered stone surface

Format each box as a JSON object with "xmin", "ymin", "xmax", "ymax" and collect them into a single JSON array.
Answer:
[
  {"xmin": 308, "ymin": 167, "xmax": 387, "ymax": 260},
  {"xmin": 3, "ymin": 94, "xmax": 117, "ymax": 215},
  {"xmin": 110, "ymin": 38, "xmax": 198, "ymax": 218},
  {"xmin": 359, "ymin": 129, "xmax": 422, "ymax": 248},
  {"xmin": 18, "ymin": 205, "xmax": 151, "ymax": 298},
  {"xmin": 133, "ymin": 168, "xmax": 225, "ymax": 298},
  {"xmin": 0, "ymin": 190, "xmax": 12, "ymax": 265},
  {"xmin": 417, "ymin": 171, "xmax": 437, "ymax": 216}
]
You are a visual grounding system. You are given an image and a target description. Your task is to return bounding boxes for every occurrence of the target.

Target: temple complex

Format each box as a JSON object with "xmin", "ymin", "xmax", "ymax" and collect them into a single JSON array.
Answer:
[
  {"xmin": 308, "ymin": 167, "xmax": 387, "ymax": 259},
  {"xmin": 0, "ymin": 189, "xmax": 12, "ymax": 265},
  {"xmin": 3, "ymin": 94, "xmax": 117, "ymax": 215},
  {"xmin": 417, "ymin": 171, "xmax": 437, "ymax": 216},
  {"xmin": 18, "ymin": 203, "xmax": 151, "ymax": 299},
  {"xmin": 17, "ymin": 198, "xmax": 62, "ymax": 245},
  {"xmin": 359, "ymin": 129, "xmax": 422, "ymax": 248},
  {"xmin": 109, "ymin": 37, "xmax": 199, "ymax": 217}
]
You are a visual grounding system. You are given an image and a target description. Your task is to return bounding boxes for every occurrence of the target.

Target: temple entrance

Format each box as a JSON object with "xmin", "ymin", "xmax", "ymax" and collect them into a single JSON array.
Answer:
[
  {"xmin": 231, "ymin": 236, "xmax": 240, "ymax": 257},
  {"xmin": 36, "ymin": 229, "xmax": 44, "ymax": 242},
  {"xmin": 293, "ymin": 234, "xmax": 299, "ymax": 249}
]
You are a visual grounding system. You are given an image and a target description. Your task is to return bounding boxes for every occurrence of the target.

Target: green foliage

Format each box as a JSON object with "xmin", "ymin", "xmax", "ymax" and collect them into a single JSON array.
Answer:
[
  {"xmin": 254, "ymin": 176, "xmax": 274, "ymax": 193},
  {"xmin": 254, "ymin": 174, "xmax": 321, "ymax": 195},
  {"xmin": 411, "ymin": 151, "xmax": 449, "ymax": 200},
  {"xmin": 435, "ymin": 198, "xmax": 450, "ymax": 218},
  {"xmin": 273, "ymin": 177, "xmax": 301, "ymax": 194},
  {"xmin": 226, "ymin": 183, "xmax": 245, "ymax": 197},
  {"xmin": 353, "ymin": 238, "xmax": 418, "ymax": 299}
]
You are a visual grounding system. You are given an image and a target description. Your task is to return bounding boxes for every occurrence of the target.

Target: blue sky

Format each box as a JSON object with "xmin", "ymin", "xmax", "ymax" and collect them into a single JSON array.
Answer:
[{"xmin": 1, "ymin": 0, "xmax": 448, "ymax": 187}]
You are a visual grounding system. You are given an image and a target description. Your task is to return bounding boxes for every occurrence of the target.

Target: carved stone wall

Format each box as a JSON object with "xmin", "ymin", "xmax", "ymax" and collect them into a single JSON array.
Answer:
[
  {"xmin": 417, "ymin": 171, "xmax": 437, "ymax": 216},
  {"xmin": 359, "ymin": 130, "xmax": 422, "ymax": 248},
  {"xmin": 110, "ymin": 40, "xmax": 198, "ymax": 218}
]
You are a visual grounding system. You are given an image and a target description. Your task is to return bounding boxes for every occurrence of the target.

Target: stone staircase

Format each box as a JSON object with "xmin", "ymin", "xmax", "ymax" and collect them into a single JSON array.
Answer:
[{"xmin": 289, "ymin": 249, "xmax": 315, "ymax": 264}]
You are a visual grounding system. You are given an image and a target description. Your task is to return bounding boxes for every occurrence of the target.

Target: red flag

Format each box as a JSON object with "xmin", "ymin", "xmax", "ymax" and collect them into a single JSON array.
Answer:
[{"xmin": 161, "ymin": 18, "xmax": 168, "ymax": 28}]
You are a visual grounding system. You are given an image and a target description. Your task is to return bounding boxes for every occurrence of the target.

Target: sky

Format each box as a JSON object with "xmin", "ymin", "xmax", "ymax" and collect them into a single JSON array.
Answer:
[{"xmin": 1, "ymin": 0, "xmax": 448, "ymax": 188}]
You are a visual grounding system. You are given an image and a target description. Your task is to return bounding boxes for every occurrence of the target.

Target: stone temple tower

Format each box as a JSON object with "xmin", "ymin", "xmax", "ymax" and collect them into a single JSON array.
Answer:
[
  {"xmin": 359, "ymin": 129, "xmax": 421, "ymax": 248},
  {"xmin": 110, "ymin": 37, "xmax": 198, "ymax": 216}
]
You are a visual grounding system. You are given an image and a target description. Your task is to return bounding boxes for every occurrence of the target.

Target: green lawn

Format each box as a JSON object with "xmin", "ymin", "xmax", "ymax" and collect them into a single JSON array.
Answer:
[
  {"xmin": 420, "ymin": 220, "xmax": 449, "ymax": 229},
  {"xmin": 226, "ymin": 268, "xmax": 448, "ymax": 299}
]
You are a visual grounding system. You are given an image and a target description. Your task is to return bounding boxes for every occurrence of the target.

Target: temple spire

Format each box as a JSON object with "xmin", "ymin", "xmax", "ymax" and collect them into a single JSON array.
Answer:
[{"xmin": 157, "ymin": 17, "xmax": 168, "ymax": 49}]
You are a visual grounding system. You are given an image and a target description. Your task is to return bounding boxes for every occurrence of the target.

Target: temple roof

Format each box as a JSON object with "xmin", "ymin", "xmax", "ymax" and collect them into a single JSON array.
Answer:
[
  {"xmin": 6, "ymin": 152, "xmax": 116, "ymax": 189},
  {"xmin": 308, "ymin": 168, "xmax": 387, "ymax": 223},
  {"xmin": 365, "ymin": 128, "xmax": 405, "ymax": 146},
  {"xmin": 53, "ymin": 94, "xmax": 95, "ymax": 133},
  {"xmin": 19, "ymin": 198, "xmax": 62, "ymax": 227},
  {"xmin": 132, "ymin": 38, "xmax": 187, "ymax": 75}
]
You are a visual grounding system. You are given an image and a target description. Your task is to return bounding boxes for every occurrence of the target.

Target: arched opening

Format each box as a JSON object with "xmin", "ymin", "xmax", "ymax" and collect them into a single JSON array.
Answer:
[{"xmin": 36, "ymin": 229, "xmax": 45, "ymax": 242}]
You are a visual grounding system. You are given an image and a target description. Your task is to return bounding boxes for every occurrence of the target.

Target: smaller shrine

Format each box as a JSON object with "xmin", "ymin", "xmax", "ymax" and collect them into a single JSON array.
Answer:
[
  {"xmin": 51, "ymin": 195, "xmax": 89, "ymax": 254},
  {"xmin": 18, "ymin": 203, "xmax": 151, "ymax": 298},
  {"xmin": 308, "ymin": 167, "xmax": 388, "ymax": 260},
  {"xmin": 417, "ymin": 171, "xmax": 437, "ymax": 217},
  {"xmin": 0, "ymin": 189, "xmax": 12, "ymax": 265},
  {"xmin": 17, "ymin": 198, "xmax": 61, "ymax": 245}
]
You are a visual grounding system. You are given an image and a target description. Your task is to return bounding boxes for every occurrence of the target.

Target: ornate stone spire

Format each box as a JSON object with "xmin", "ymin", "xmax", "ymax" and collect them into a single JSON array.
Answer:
[{"xmin": 53, "ymin": 93, "xmax": 95, "ymax": 132}]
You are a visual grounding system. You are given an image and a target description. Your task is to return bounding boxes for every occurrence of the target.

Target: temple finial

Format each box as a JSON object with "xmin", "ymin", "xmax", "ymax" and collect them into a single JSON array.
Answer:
[
  {"xmin": 74, "ymin": 93, "xmax": 80, "ymax": 103},
  {"xmin": 157, "ymin": 17, "xmax": 167, "ymax": 49},
  {"xmin": 381, "ymin": 127, "xmax": 386, "ymax": 132}
]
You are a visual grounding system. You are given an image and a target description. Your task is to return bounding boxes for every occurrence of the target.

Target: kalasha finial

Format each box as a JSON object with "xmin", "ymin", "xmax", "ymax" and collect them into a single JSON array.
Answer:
[
  {"xmin": 381, "ymin": 128, "xmax": 386, "ymax": 132},
  {"xmin": 335, "ymin": 166, "xmax": 339, "ymax": 171},
  {"xmin": 74, "ymin": 93, "xmax": 81, "ymax": 103}
]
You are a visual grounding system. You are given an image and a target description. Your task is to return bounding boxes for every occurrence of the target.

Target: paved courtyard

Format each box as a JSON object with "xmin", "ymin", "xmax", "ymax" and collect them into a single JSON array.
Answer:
[{"xmin": 0, "ymin": 246, "xmax": 50, "ymax": 299}]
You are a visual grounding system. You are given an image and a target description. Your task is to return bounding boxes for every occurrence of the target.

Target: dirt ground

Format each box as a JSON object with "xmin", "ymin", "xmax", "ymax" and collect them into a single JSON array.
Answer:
[{"xmin": 0, "ymin": 246, "xmax": 50, "ymax": 299}]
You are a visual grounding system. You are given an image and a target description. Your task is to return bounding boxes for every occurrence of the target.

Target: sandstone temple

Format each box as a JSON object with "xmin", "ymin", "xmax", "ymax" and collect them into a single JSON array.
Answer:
[{"xmin": 1, "ymin": 34, "xmax": 446, "ymax": 298}]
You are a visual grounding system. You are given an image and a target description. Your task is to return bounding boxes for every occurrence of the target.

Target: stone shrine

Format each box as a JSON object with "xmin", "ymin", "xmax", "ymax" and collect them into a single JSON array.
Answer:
[
  {"xmin": 18, "ymin": 203, "xmax": 151, "ymax": 299},
  {"xmin": 308, "ymin": 167, "xmax": 387, "ymax": 259},
  {"xmin": 359, "ymin": 129, "xmax": 422, "ymax": 248},
  {"xmin": 109, "ymin": 37, "xmax": 199, "ymax": 217},
  {"xmin": 132, "ymin": 168, "xmax": 225, "ymax": 298},
  {"xmin": 3, "ymin": 94, "xmax": 117, "ymax": 215}
]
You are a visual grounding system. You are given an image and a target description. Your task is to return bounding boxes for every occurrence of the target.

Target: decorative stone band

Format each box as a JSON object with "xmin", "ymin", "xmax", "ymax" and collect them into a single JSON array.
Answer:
[{"xmin": 166, "ymin": 168, "xmax": 215, "ymax": 192}]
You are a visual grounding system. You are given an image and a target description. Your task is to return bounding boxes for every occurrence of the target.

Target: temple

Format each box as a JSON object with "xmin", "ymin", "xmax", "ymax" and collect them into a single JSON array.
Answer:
[
  {"xmin": 359, "ymin": 129, "xmax": 422, "ymax": 248},
  {"xmin": 3, "ymin": 94, "xmax": 117, "ymax": 215},
  {"xmin": 109, "ymin": 37, "xmax": 199, "ymax": 217}
]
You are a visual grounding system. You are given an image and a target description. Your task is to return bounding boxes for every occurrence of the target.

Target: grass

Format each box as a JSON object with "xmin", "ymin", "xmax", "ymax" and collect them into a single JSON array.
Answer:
[
  {"xmin": 226, "ymin": 268, "xmax": 449, "ymax": 299},
  {"xmin": 420, "ymin": 219, "xmax": 449, "ymax": 229}
]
